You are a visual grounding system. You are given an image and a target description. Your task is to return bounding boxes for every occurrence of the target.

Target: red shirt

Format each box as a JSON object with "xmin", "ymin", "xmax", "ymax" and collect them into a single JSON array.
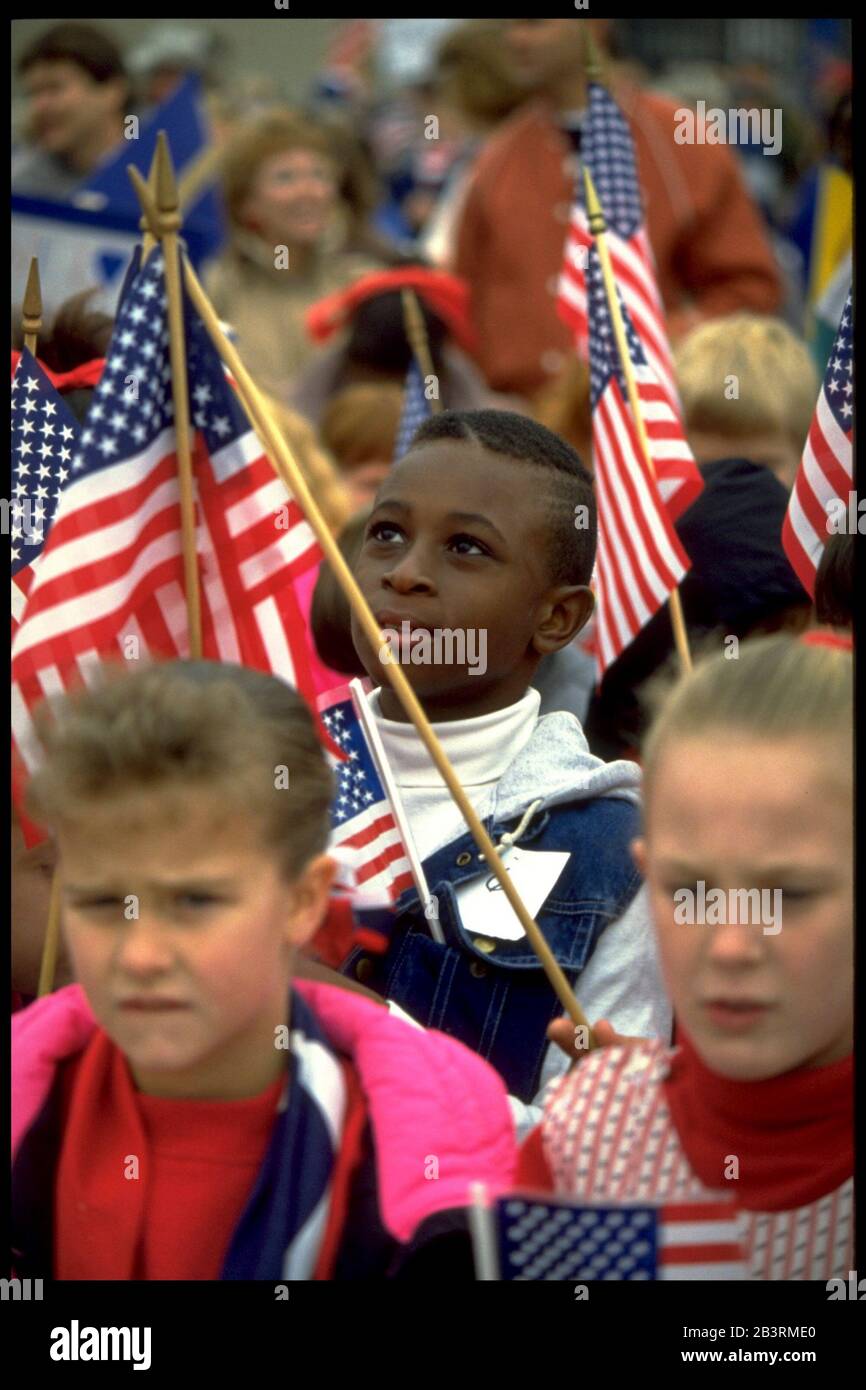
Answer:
[{"xmin": 131, "ymin": 1074, "xmax": 286, "ymax": 1279}]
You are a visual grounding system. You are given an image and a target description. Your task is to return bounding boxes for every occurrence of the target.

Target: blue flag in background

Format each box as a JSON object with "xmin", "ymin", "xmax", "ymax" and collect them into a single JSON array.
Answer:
[{"xmin": 76, "ymin": 75, "xmax": 226, "ymax": 262}]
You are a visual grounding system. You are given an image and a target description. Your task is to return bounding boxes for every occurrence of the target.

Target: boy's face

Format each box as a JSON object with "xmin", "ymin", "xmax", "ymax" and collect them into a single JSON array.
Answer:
[
  {"xmin": 351, "ymin": 441, "xmax": 593, "ymax": 720},
  {"xmin": 636, "ymin": 734, "xmax": 853, "ymax": 1081},
  {"xmin": 57, "ymin": 789, "xmax": 334, "ymax": 1099}
]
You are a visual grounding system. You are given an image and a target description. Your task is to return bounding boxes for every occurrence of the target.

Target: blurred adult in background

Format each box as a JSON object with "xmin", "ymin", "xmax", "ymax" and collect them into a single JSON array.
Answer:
[
  {"xmin": 417, "ymin": 20, "xmax": 528, "ymax": 269},
  {"xmin": 784, "ymin": 78, "xmax": 852, "ymax": 368},
  {"xmin": 205, "ymin": 110, "xmax": 389, "ymax": 402},
  {"xmin": 674, "ymin": 314, "xmax": 818, "ymax": 491},
  {"xmin": 315, "ymin": 119, "xmax": 410, "ymax": 267},
  {"xmin": 288, "ymin": 267, "xmax": 523, "ymax": 428},
  {"xmin": 649, "ymin": 60, "xmax": 817, "ymax": 331},
  {"xmin": 455, "ymin": 18, "xmax": 783, "ymax": 400},
  {"xmin": 125, "ymin": 24, "xmax": 227, "ymax": 108},
  {"xmin": 12, "ymin": 23, "xmax": 130, "ymax": 198}
]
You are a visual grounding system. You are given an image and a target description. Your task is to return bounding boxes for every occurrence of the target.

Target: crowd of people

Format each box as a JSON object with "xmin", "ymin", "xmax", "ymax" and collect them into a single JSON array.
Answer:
[{"xmin": 10, "ymin": 18, "xmax": 854, "ymax": 1286}]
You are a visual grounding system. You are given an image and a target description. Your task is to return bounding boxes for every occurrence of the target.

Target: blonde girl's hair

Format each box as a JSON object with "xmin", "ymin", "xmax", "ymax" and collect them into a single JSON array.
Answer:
[
  {"xmin": 641, "ymin": 633, "xmax": 853, "ymax": 803},
  {"xmin": 673, "ymin": 314, "xmax": 818, "ymax": 451},
  {"xmin": 25, "ymin": 660, "xmax": 334, "ymax": 882}
]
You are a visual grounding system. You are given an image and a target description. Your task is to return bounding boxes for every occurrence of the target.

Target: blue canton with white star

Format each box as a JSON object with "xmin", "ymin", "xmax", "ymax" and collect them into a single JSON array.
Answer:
[
  {"xmin": 586, "ymin": 248, "xmax": 648, "ymax": 410},
  {"xmin": 320, "ymin": 696, "xmax": 384, "ymax": 828},
  {"xmin": 582, "ymin": 82, "xmax": 644, "ymax": 239},
  {"xmin": 823, "ymin": 292, "xmax": 854, "ymax": 433},
  {"xmin": 10, "ymin": 349, "xmax": 80, "ymax": 574},
  {"xmin": 497, "ymin": 1197, "xmax": 662, "ymax": 1281},
  {"xmin": 69, "ymin": 248, "xmax": 251, "ymax": 484}
]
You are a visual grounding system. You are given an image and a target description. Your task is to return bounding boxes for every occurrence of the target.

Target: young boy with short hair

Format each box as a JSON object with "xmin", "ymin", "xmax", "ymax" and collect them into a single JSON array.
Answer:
[
  {"xmin": 11, "ymin": 661, "xmax": 516, "ymax": 1280},
  {"xmin": 342, "ymin": 409, "xmax": 671, "ymax": 1130}
]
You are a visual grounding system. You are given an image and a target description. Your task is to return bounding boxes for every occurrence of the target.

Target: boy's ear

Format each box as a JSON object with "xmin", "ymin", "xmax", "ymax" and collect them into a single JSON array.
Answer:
[
  {"xmin": 285, "ymin": 853, "xmax": 338, "ymax": 949},
  {"xmin": 531, "ymin": 584, "xmax": 595, "ymax": 656}
]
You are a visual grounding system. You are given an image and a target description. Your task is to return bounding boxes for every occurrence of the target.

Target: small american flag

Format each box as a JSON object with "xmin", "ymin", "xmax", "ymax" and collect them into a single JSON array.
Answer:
[
  {"xmin": 557, "ymin": 82, "xmax": 702, "ymax": 523},
  {"xmin": 586, "ymin": 249, "xmax": 691, "ymax": 675},
  {"xmin": 393, "ymin": 359, "xmax": 431, "ymax": 462},
  {"xmin": 11, "ymin": 246, "xmax": 321, "ymax": 774},
  {"xmin": 317, "ymin": 682, "xmax": 415, "ymax": 903},
  {"xmin": 10, "ymin": 348, "xmax": 80, "ymax": 637},
  {"xmin": 782, "ymin": 289, "xmax": 854, "ymax": 598},
  {"xmin": 479, "ymin": 1193, "xmax": 746, "ymax": 1281}
]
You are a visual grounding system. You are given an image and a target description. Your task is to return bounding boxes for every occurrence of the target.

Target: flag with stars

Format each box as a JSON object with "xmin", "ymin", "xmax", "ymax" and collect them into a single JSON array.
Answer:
[
  {"xmin": 11, "ymin": 246, "xmax": 321, "ymax": 772},
  {"xmin": 556, "ymin": 81, "xmax": 702, "ymax": 523},
  {"xmin": 317, "ymin": 682, "xmax": 415, "ymax": 903},
  {"xmin": 475, "ymin": 1192, "xmax": 745, "ymax": 1281},
  {"xmin": 586, "ymin": 247, "xmax": 691, "ymax": 675},
  {"xmin": 10, "ymin": 348, "xmax": 80, "ymax": 636},
  {"xmin": 782, "ymin": 289, "xmax": 854, "ymax": 598},
  {"xmin": 393, "ymin": 360, "xmax": 431, "ymax": 462}
]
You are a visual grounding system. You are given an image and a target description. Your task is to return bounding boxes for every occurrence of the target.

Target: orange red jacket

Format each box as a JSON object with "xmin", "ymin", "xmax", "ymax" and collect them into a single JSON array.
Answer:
[{"xmin": 455, "ymin": 92, "xmax": 783, "ymax": 398}]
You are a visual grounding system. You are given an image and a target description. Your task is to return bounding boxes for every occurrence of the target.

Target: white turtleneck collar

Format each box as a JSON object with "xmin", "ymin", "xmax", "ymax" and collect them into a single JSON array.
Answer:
[{"xmin": 368, "ymin": 686, "xmax": 542, "ymax": 861}]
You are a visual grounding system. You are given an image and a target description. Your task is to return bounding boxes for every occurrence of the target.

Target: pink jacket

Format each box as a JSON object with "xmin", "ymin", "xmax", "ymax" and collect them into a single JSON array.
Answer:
[{"xmin": 12, "ymin": 980, "xmax": 516, "ymax": 1245}]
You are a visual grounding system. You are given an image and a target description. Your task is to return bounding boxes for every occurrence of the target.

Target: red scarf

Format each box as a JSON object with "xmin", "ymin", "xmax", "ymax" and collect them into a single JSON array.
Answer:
[
  {"xmin": 663, "ymin": 1030, "xmax": 853, "ymax": 1212},
  {"xmin": 305, "ymin": 267, "xmax": 478, "ymax": 355},
  {"xmin": 10, "ymin": 350, "xmax": 105, "ymax": 390}
]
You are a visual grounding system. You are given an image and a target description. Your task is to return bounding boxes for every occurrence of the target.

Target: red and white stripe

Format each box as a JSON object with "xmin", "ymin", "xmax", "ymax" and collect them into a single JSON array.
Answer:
[
  {"xmin": 591, "ymin": 377, "xmax": 691, "ymax": 674},
  {"xmin": 11, "ymin": 422, "xmax": 320, "ymax": 772},
  {"xmin": 331, "ymin": 809, "xmax": 414, "ymax": 902},
  {"xmin": 657, "ymin": 1201, "xmax": 744, "ymax": 1279},
  {"xmin": 782, "ymin": 384, "xmax": 854, "ymax": 599},
  {"xmin": 559, "ymin": 214, "xmax": 700, "ymax": 524},
  {"xmin": 544, "ymin": 1041, "xmax": 854, "ymax": 1280}
]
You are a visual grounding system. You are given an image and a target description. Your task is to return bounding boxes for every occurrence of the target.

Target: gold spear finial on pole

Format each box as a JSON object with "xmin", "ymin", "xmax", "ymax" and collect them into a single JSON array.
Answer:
[
  {"xmin": 22, "ymin": 257, "xmax": 43, "ymax": 357},
  {"xmin": 139, "ymin": 146, "xmax": 160, "ymax": 260}
]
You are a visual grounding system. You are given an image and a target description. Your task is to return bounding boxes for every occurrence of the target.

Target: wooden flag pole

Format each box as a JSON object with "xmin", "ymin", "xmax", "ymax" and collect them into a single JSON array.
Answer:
[
  {"xmin": 401, "ymin": 289, "xmax": 443, "ymax": 414},
  {"xmin": 37, "ymin": 871, "xmax": 64, "ymax": 998},
  {"xmin": 22, "ymin": 257, "xmax": 43, "ymax": 356},
  {"xmin": 129, "ymin": 139, "xmax": 203, "ymax": 659},
  {"xmin": 179, "ymin": 253, "xmax": 592, "ymax": 1036},
  {"xmin": 21, "ymin": 252, "xmax": 57, "ymax": 997},
  {"xmin": 582, "ymin": 165, "xmax": 693, "ymax": 674}
]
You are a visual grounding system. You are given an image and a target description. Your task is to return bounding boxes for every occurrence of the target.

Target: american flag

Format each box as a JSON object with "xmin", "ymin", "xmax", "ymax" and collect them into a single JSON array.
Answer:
[
  {"xmin": 317, "ymin": 682, "xmax": 415, "ymax": 903},
  {"xmin": 782, "ymin": 290, "xmax": 854, "ymax": 598},
  {"xmin": 10, "ymin": 348, "xmax": 80, "ymax": 637},
  {"xmin": 557, "ymin": 82, "xmax": 702, "ymax": 523},
  {"xmin": 585, "ymin": 249, "xmax": 691, "ymax": 675},
  {"xmin": 479, "ymin": 1193, "xmax": 746, "ymax": 1281},
  {"xmin": 393, "ymin": 359, "xmax": 431, "ymax": 462},
  {"xmin": 11, "ymin": 246, "xmax": 321, "ymax": 774}
]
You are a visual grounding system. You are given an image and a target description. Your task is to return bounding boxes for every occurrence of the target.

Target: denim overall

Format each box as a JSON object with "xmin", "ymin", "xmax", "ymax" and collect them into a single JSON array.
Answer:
[{"xmin": 342, "ymin": 791, "xmax": 643, "ymax": 1102}]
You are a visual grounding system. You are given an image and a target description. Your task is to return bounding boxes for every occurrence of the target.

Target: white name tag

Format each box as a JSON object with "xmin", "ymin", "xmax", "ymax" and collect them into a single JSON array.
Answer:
[{"xmin": 455, "ymin": 847, "xmax": 571, "ymax": 943}]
